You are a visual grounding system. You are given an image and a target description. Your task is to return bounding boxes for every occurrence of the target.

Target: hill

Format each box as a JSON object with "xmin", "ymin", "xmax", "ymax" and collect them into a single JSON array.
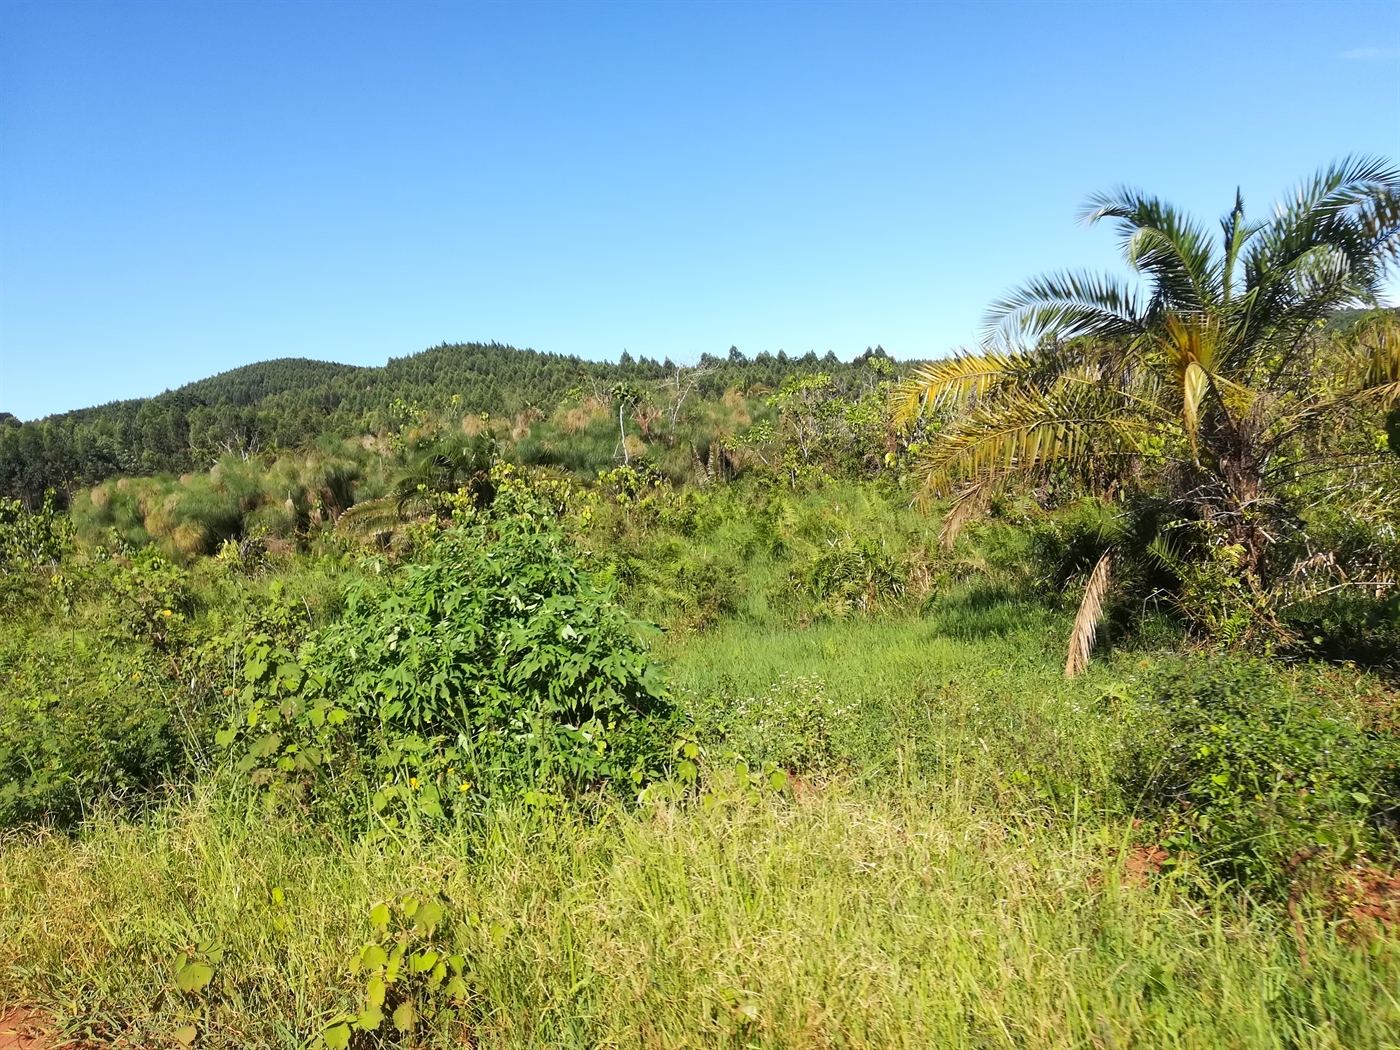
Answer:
[{"xmin": 1, "ymin": 341, "xmax": 889, "ymax": 503}]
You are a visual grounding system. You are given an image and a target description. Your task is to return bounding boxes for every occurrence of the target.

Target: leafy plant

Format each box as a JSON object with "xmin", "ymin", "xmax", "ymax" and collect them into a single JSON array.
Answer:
[
  {"xmin": 1120, "ymin": 657, "xmax": 1400, "ymax": 893},
  {"xmin": 222, "ymin": 491, "xmax": 678, "ymax": 821},
  {"xmin": 689, "ymin": 674, "xmax": 857, "ymax": 775},
  {"xmin": 0, "ymin": 631, "xmax": 181, "ymax": 827},
  {"xmin": 321, "ymin": 897, "xmax": 467, "ymax": 1047},
  {"xmin": 0, "ymin": 491, "xmax": 74, "ymax": 571}
]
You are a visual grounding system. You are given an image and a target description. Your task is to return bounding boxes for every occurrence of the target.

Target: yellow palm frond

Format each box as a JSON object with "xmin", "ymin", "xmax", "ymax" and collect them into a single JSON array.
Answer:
[
  {"xmin": 1349, "ymin": 314, "xmax": 1400, "ymax": 405},
  {"xmin": 891, "ymin": 349, "xmax": 1036, "ymax": 426},
  {"xmin": 1156, "ymin": 313, "xmax": 1248, "ymax": 446},
  {"xmin": 914, "ymin": 386, "xmax": 1151, "ymax": 496}
]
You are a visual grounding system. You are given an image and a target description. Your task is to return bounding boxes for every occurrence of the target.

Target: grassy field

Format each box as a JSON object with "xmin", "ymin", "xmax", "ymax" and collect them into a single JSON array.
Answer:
[
  {"xmin": 3, "ymin": 608, "xmax": 1397, "ymax": 1049},
  {"xmin": 5, "ymin": 172, "xmax": 1399, "ymax": 1049}
]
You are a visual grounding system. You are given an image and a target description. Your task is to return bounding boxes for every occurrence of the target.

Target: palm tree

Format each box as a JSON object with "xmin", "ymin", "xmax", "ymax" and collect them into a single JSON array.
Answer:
[
  {"xmin": 895, "ymin": 157, "xmax": 1400, "ymax": 672},
  {"xmin": 336, "ymin": 433, "xmax": 499, "ymax": 546},
  {"xmin": 391, "ymin": 433, "xmax": 499, "ymax": 515}
]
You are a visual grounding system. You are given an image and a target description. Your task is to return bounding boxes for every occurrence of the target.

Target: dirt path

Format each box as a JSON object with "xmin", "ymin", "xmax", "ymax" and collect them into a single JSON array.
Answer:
[{"xmin": 0, "ymin": 1009, "xmax": 53, "ymax": 1050}]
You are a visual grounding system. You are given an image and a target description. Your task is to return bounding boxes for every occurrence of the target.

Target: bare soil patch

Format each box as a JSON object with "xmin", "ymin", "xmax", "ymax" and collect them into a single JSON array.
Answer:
[{"xmin": 0, "ymin": 1009, "xmax": 54, "ymax": 1050}]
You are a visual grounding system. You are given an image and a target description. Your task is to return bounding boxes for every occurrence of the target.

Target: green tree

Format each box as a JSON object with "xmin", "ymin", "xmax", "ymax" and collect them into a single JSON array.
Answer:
[{"xmin": 896, "ymin": 158, "xmax": 1400, "ymax": 668}]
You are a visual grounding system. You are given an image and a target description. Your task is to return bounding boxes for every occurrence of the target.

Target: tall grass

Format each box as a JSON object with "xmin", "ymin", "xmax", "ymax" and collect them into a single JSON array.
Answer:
[
  {"xmin": 2, "ymin": 782, "xmax": 1394, "ymax": 1048},
  {"xmin": 3, "ymin": 614, "xmax": 1396, "ymax": 1048}
]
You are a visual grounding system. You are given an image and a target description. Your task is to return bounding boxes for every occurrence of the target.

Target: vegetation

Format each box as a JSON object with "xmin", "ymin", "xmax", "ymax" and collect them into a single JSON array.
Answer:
[
  {"xmin": 897, "ymin": 158, "xmax": 1400, "ymax": 667},
  {"xmin": 0, "ymin": 343, "xmax": 896, "ymax": 505},
  {"xmin": 2, "ymin": 163, "xmax": 1399, "ymax": 1047}
]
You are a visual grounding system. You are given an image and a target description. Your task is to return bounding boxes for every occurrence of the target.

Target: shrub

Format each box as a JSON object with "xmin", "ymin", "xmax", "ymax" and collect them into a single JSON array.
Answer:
[
  {"xmin": 1120, "ymin": 657, "xmax": 1400, "ymax": 893},
  {"xmin": 222, "ymin": 493, "xmax": 677, "ymax": 823},
  {"xmin": 0, "ymin": 630, "xmax": 183, "ymax": 826},
  {"xmin": 110, "ymin": 548, "xmax": 196, "ymax": 650},
  {"xmin": 321, "ymin": 896, "xmax": 468, "ymax": 1046},
  {"xmin": 795, "ymin": 534, "xmax": 906, "ymax": 618},
  {"xmin": 0, "ymin": 492, "xmax": 74, "ymax": 571}
]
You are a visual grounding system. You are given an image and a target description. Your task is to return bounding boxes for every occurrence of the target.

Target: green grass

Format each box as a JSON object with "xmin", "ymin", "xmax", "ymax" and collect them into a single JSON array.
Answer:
[
  {"xmin": 668, "ymin": 593, "xmax": 1123, "ymax": 813},
  {"xmin": 3, "ymin": 609, "xmax": 1397, "ymax": 1048}
]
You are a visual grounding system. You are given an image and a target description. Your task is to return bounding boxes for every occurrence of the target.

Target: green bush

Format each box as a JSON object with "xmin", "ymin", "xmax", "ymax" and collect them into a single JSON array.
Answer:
[
  {"xmin": 0, "ymin": 630, "xmax": 184, "ymax": 826},
  {"xmin": 1121, "ymin": 657, "xmax": 1400, "ymax": 892},
  {"xmin": 0, "ymin": 492, "xmax": 74, "ymax": 571},
  {"xmin": 795, "ymin": 534, "xmax": 906, "ymax": 618},
  {"xmin": 222, "ymin": 492, "xmax": 677, "ymax": 823},
  {"xmin": 110, "ymin": 548, "xmax": 196, "ymax": 649}
]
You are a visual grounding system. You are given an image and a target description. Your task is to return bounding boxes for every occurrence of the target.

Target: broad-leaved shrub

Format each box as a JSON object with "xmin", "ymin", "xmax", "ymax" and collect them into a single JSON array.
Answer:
[
  {"xmin": 222, "ymin": 492, "xmax": 676, "ymax": 822},
  {"xmin": 0, "ymin": 631, "xmax": 181, "ymax": 826},
  {"xmin": 1121, "ymin": 658, "xmax": 1400, "ymax": 892}
]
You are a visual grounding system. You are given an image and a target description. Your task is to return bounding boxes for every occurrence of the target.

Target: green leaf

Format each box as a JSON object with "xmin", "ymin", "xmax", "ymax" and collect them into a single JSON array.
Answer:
[
  {"xmin": 369, "ymin": 903, "xmax": 390, "ymax": 930},
  {"xmin": 414, "ymin": 901, "xmax": 443, "ymax": 933},
  {"xmin": 171, "ymin": 1024, "xmax": 197, "ymax": 1046},
  {"xmin": 356, "ymin": 1006, "xmax": 383, "ymax": 1032},
  {"xmin": 323, "ymin": 1023, "xmax": 351, "ymax": 1049},
  {"xmin": 392, "ymin": 1001, "xmax": 416, "ymax": 1033},
  {"xmin": 366, "ymin": 975, "xmax": 386, "ymax": 1008},
  {"xmin": 175, "ymin": 961, "xmax": 214, "ymax": 994},
  {"xmin": 361, "ymin": 943, "xmax": 388, "ymax": 970}
]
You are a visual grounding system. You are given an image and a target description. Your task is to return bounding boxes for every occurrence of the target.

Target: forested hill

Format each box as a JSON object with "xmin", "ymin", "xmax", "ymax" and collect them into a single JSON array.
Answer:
[{"xmin": 1, "ymin": 340, "xmax": 888, "ymax": 502}]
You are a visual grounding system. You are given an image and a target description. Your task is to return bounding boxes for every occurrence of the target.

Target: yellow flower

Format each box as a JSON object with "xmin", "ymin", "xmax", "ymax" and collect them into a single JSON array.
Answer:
[
  {"xmin": 459, "ymin": 782, "xmax": 472, "ymax": 793},
  {"xmin": 409, "ymin": 777, "xmax": 419, "ymax": 790}
]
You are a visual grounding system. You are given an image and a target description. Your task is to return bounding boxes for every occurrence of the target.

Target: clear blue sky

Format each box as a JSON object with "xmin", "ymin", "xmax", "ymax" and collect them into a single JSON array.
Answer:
[{"xmin": 2, "ymin": 0, "xmax": 1397, "ymax": 421}]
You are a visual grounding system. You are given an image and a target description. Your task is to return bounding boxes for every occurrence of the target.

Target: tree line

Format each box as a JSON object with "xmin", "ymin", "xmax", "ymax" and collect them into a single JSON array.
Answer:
[{"xmin": 1, "ymin": 341, "xmax": 895, "ymax": 505}]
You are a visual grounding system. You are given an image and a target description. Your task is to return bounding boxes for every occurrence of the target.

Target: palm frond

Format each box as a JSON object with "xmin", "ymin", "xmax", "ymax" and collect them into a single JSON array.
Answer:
[
  {"xmin": 1065, "ymin": 551, "xmax": 1112, "ymax": 678},
  {"xmin": 1351, "ymin": 313, "xmax": 1400, "ymax": 390},
  {"xmin": 1219, "ymin": 189, "xmax": 1267, "ymax": 303},
  {"xmin": 937, "ymin": 478, "xmax": 994, "ymax": 552},
  {"xmin": 984, "ymin": 271, "xmax": 1146, "ymax": 344},
  {"xmin": 1081, "ymin": 189, "xmax": 1220, "ymax": 312},
  {"xmin": 334, "ymin": 497, "xmax": 403, "ymax": 540},
  {"xmin": 1237, "ymin": 156, "xmax": 1400, "ymax": 346},
  {"xmin": 914, "ymin": 384, "xmax": 1152, "ymax": 495},
  {"xmin": 1156, "ymin": 313, "xmax": 1241, "ymax": 444},
  {"xmin": 891, "ymin": 349, "xmax": 1036, "ymax": 425}
]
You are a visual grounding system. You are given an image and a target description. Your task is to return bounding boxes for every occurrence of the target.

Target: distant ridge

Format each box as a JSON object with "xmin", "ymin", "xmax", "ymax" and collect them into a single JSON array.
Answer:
[{"xmin": 1, "ymin": 340, "xmax": 889, "ymax": 501}]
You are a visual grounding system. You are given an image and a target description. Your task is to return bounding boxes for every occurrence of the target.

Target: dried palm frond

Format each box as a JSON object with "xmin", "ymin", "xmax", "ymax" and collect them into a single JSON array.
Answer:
[
  {"xmin": 1065, "ymin": 551, "xmax": 1112, "ymax": 679},
  {"xmin": 938, "ymin": 478, "xmax": 994, "ymax": 552}
]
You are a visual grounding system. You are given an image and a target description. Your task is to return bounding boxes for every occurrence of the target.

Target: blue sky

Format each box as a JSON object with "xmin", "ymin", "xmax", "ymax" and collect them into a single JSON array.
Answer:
[{"xmin": 2, "ymin": 0, "xmax": 1397, "ymax": 421}]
